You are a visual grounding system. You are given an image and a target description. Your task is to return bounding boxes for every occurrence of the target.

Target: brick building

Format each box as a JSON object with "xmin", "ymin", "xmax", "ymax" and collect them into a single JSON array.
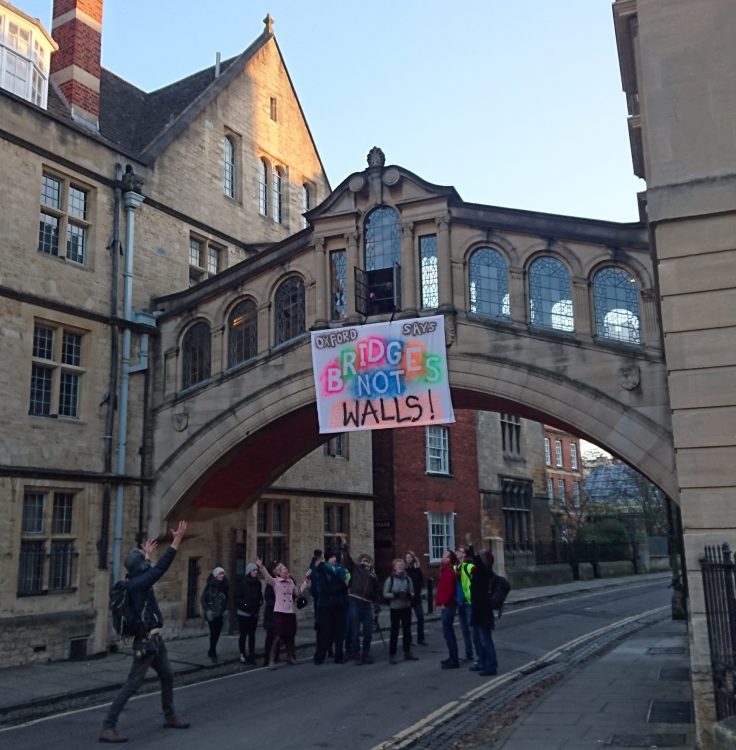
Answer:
[{"xmin": 543, "ymin": 426, "xmax": 584, "ymax": 540}]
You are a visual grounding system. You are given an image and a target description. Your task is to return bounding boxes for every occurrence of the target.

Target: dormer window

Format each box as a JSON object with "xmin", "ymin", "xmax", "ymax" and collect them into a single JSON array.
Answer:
[{"xmin": 0, "ymin": 8, "xmax": 56, "ymax": 108}]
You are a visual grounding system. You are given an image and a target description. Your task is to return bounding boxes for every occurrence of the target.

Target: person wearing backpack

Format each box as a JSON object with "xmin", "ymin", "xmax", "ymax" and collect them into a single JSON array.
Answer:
[
  {"xmin": 99, "ymin": 520, "xmax": 189, "ymax": 744},
  {"xmin": 201, "ymin": 566, "xmax": 229, "ymax": 663},
  {"xmin": 468, "ymin": 547, "xmax": 498, "ymax": 677},
  {"xmin": 383, "ymin": 557, "xmax": 418, "ymax": 664}
]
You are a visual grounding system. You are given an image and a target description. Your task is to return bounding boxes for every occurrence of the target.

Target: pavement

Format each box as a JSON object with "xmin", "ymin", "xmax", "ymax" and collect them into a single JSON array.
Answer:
[{"xmin": 0, "ymin": 572, "xmax": 696, "ymax": 748}]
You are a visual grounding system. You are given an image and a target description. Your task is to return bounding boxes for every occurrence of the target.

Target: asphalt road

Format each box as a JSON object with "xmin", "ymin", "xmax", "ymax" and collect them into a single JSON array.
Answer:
[{"xmin": 1, "ymin": 579, "xmax": 670, "ymax": 749}]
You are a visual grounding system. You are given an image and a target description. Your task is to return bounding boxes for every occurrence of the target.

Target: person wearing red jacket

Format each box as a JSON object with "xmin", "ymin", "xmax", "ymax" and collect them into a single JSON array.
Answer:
[{"xmin": 435, "ymin": 549, "xmax": 460, "ymax": 669}]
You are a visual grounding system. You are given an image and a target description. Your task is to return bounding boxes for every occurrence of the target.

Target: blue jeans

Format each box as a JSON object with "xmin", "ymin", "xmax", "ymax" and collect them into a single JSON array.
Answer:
[
  {"xmin": 441, "ymin": 604, "xmax": 458, "ymax": 662},
  {"xmin": 347, "ymin": 597, "xmax": 374, "ymax": 655},
  {"xmin": 104, "ymin": 636, "xmax": 175, "ymax": 728},
  {"xmin": 471, "ymin": 623, "xmax": 498, "ymax": 673},
  {"xmin": 457, "ymin": 601, "xmax": 474, "ymax": 660}
]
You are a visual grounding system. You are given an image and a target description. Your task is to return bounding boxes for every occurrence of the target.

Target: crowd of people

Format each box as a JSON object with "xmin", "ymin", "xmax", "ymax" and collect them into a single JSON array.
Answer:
[
  {"xmin": 100, "ymin": 524, "xmax": 499, "ymax": 743},
  {"xmin": 201, "ymin": 536, "xmax": 498, "ymax": 677}
]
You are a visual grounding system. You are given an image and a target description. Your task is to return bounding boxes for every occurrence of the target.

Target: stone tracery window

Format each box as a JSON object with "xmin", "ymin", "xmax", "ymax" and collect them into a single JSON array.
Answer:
[
  {"xmin": 228, "ymin": 298, "xmax": 258, "ymax": 369},
  {"xmin": 274, "ymin": 276, "xmax": 305, "ymax": 345},
  {"xmin": 468, "ymin": 246, "xmax": 510, "ymax": 320},
  {"xmin": 593, "ymin": 266, "xmax": 641, "ymax": 344},
  {"xmin": 181, "ymin": 321, "xmax": 211, "ymax": 390},
  {"xmin": 529, "ymin": 256, "xmax": 574, "ymax": 332}
]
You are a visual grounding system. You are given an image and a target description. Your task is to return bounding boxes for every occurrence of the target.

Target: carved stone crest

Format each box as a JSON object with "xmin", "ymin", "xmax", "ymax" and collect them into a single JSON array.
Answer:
[
  {"xmin": 172, "ymin": 411, "xmax": 189, "ymax": 432},
  {"xmin": 618, "ymin": 364, "xmax": 640, "ymax": 391}
]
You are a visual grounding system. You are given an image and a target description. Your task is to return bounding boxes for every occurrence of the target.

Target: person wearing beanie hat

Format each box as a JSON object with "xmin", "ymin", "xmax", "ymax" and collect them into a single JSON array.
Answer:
[
  {"xmin": 201, "ymin": 566, "xmax": 229, "ymax": 663},
  {"xmin": 100, "ymin": 521, "xmax": 190, "ymax": 743},
  {"xmin": 236, "ymin": 562, "xmax": 263, "ymax": 664}
]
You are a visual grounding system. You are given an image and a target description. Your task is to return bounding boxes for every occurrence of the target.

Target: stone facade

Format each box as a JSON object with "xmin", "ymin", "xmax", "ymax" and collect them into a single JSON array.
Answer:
[{"xmin": 613, "ymin": 1, "xmax": 736, "ymax": 746}]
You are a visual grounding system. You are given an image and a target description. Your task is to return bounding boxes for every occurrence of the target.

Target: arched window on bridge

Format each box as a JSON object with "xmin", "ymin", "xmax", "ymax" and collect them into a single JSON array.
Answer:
[
  {"xmin": 593, "ymin": 266, "xmax": 641, "ymax": 344},
  {"xmin": 274, "ymin": 276, "xmax": 305, "ymax": 346},
  {"xmin": 228, "ymin": 298, "xmax": 258, "ymax": 369},
  {"xmin": 468, "ymin": 246, "xmax": 510, "ymax": 320},
  {"xmin": 181, "ymin": 321, "xmax": 211, "ymax": 390},
  {"xmin": 528, "ymin": 256, "xmax": 574, "ymax": 332},
  {"xmin": 357, "ymin": 206, "xmax": 401, "ymax": 315}
]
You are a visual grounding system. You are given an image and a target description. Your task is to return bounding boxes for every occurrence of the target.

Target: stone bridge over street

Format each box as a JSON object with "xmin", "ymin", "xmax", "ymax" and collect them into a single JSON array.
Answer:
[{"xmin": 148, "ymin": 155, "xmax": 673, "ymax": 521}]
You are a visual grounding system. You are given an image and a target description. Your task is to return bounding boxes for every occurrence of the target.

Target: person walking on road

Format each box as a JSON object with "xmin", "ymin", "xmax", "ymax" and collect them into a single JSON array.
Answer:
[
  {"xmin": 436, "ymin": 549, "xmax": 460, "ymax": 669},
  {"xmin": 236, "ymin": 562, "xmax": 263, "ymax": 664},
  {"xmin": 404, "ymin": 550, "xmax": 426, "ymax": 646},
  {"xmin": 99, "ymin": 520, "xmax": 190, "ymax": 743},
  {"xmin": 383, "ymin": 558, "xmax": 419, "ymax": 665},
  {"xmin": 311, "ymin": 547, "xmax": 350, "ymax": 664},
  {"xmin": 201, "ymin": 566, "xmax": 229, "ymax": 663}
]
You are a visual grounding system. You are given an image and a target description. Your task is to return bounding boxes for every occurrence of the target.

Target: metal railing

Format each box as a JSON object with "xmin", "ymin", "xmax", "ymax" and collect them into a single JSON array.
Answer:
[
  {"xmin": 505, "ymin": 540, "xmax": 635, "ymax": 569},
  {"xmin": 700, "ymin": 543, "xmax": 736, "ymax": 720}
]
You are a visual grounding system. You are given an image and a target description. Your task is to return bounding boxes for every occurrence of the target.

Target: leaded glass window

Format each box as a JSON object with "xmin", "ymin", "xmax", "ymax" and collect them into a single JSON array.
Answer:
[
  {"xmin": 272, "ymin": 167, "xmax": 282, "ymax": 224},
  {"xmin": 330, "ymin": 249, "xmax": 347, "ymax": 320},
  {"xmin": 258, "ymin": 158, "xmax": 268, "ymax": 216},
  {"xmin": 181, "ymin": 322, "xmax": 211, "ymax": 390},
  {"xmin": 469, "ymin": 246, "xmax": 510, "ymax": 319},
  {"xmin": 593, "ymin": 266, "xmax": 641, "ymax": 344},
  {"xmin": 275, "ymin": 277, "xmax": 305, "ymax": 345},
  {"xmin": 223, "ymin": 136, "xmax": 235, "ymax": 197},
  {"xmin": 228, "ymin": 299, "xmax": 258, "ymax": 368},
  {"xmin": 419, "ymin": 234, "xmax": 438, "ymax": 309},
  {"xmin": 528, "ymin": 256, "xmax": 574, "ymax": 331},
  {"xmin": 364, "ymin": 206, "xmax": 400, "ymax": 271}
]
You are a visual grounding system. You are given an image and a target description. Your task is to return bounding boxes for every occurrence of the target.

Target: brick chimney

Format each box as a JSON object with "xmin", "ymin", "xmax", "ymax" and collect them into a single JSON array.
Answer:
[{"xmin": 50, "ymin": 0, "xmax": 103, "ymax": 129}]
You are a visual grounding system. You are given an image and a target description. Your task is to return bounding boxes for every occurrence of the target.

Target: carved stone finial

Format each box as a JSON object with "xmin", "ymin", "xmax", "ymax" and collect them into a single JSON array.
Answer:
[
  {"xmin": 367, "ymin": 146, "xmax": 386, "ymax": 168},
  {"xmin": 263, "ymin": 14, "xmax": 274, "ymax": 34},
  {"xmin": 121, "ymin": 164, "xmax": 144, "ymax": 193}
]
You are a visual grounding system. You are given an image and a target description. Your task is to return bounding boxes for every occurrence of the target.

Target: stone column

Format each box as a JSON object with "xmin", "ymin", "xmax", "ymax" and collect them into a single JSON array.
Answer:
[
  {"xmin": 639, "ymin": 288, "xmax": 660, "ymax": 347},
  {"xmin": 509, "ymin": 268, "xmax": 526, "ymax": 323},
  {"xmin": 573, "ymin": 278, "xmax": 592, "ymax": 336},
  {"xmin": 346, "ymin": 230, "xmax": 360, "ymax": 322},
  {"xmin": 257, "ymin": 302, "xmax": 270, "ymax": 352},
  {"xmin": 400, "ymin": 220, "xmax": 417, "ymax": 316},
  {"xmin": 211, "ymin": 325, "xmax": 225, "ymax": 377},
  {"xmin": 313, "ymin": 237, "xmax": 328, "ymax": 328},
  {"xmin": 436, "ymin": 216, "xmax": 453, "ymax": 311}
]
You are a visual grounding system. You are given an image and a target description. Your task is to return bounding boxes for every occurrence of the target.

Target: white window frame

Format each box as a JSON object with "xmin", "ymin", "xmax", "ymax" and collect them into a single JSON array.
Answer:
[
  {"xmin": 426, "ymin": 511, "xmax": 455, "ymax": 564},
  {"xmin": 425, "ymin": 426, "xmax": 449, "ymax": 474},
  {"xmin": 39, "ymin": 172, "xmax": 91, "ymax": 265},
  {"xmin": 547, "ymin": 478, "xmax": 554, "ymax": 504},
  {"xmin": 573, "ymin": 480, "xmax": 581, "ymax": 508},
  {"xmin": 570, "ymin": 442, "xmax": 578, "ymax": 470},
  {"xmin": 544, "ymin": 437, "xmax": 551, "ymax": 466},
  {"xmin": 223, "ymin": 135, "xmax": 236, "ymax": 198},
  {"xmin": 189, "ymin": 235, "xmax": 225, "ymax": 285},
  {"xmin": 555, "ymin": 440, "xmax": 563, "ymax": 467},
  {"xmin": 558, "ymin": 479, "xmax": 566, "ymax": 505}
]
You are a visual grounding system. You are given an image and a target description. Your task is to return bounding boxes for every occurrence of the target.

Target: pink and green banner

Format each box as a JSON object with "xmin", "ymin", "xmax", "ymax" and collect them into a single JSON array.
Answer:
[{"xmin": 311, "ymin": 316, "xmax": 455, "ymax": 434}]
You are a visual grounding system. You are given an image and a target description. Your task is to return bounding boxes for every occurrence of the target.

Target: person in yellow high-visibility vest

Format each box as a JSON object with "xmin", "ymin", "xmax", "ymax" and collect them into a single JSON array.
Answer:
[{"xmin": 454, "ymin": 545, "xmax": 478, "ymax": 665}]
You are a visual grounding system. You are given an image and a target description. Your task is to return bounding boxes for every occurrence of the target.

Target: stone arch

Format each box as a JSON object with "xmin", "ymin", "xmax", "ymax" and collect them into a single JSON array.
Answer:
[
  {"xmin": 179, "ymin": 318, "xmax": 213, "ymax": 391},
  {"xmin": 459, "ymin": 231, "xmax": 519, "ymax": 268},
  {"xmin": 522, "ymin": 240, "xmax": 583, "ymax": 278}
]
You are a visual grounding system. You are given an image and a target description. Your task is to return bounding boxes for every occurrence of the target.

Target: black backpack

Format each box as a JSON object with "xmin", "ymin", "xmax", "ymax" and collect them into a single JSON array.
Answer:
[
  {"xmin": 110, "ymin": 580, "xmax": 143, "ymax": 637},
  {"xmin": 489, "ymin": 573, "xmax": 511, "ymax": 618}
]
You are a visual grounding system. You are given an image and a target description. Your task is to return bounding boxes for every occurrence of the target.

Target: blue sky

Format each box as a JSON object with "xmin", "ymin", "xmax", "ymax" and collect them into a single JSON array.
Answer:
[{"xmin": 23, "ymin": 0, "xmax": 643, "ymax": 222}]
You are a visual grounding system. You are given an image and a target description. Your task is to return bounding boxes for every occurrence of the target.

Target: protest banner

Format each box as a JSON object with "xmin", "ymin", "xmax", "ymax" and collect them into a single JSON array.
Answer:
[{"xmin": 310, "ymin": 315, "xmax": 455, "ymax": 433}]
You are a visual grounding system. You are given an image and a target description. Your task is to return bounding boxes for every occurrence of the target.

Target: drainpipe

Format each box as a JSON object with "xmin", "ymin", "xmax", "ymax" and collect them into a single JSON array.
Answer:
[
  {"xmin": 99, "ymin": 164, "xmax": 122, "ymax": 569},
  {"xmin": 112, "ymin": 171, "xmax": 145, "ymax": 583}
]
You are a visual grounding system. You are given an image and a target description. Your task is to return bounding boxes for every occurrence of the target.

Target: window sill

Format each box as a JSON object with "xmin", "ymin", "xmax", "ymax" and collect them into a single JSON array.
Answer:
[{"xmin": 425, "ymin": 470, "xmax": 453, "ymax": 478}]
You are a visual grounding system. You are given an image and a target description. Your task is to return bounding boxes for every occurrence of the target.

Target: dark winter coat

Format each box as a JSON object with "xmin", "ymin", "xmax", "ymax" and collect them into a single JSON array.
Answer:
[
  {"xmin": 126, "ymin": 547, "xmax": 177, "ymax": 633},
  {"xmin": 236, "ymin": 575, "xmax": 263, "ymax": 618},
  {"xmin": 311, "ymin": 561, "xmax": 349, "ymax": 609},
  {"xmin": 344, "ymin": 551, "xmax": 379, "ymax": 603},
  {"xmin": 406, "ymin": 565, "xmax": 424, "ymax": 607},
  {"xmin": 262, "ymin": 583, "xmax": 275, "ymax": 631},
  {"xmin": 469, "ymin": 551, "xmax": 495, "ymax": 630},
  {"xmin": 201, "ymin": 574, "xmax": 229, "ymax": 621}
]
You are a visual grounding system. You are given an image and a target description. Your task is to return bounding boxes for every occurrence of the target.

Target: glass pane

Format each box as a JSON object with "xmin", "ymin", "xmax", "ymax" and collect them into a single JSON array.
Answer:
[
  {"xmin": 364, "ymin": 206, "xmax": 400, "ymax": 271},
  {"xmin": 419, "ymin": 235, "xmax": 438, "ymax": 309},
  {"xmin": 22, "ymin": 493, "xmax": 44, "ymax": 533},
  {"xmin": 49, "ymin": 540, "xmax": 74, "ymax": 590},
  {"xmin": 189, "ymin": 239, "xmax": 202, "ymax": 267},
  {"xmin": 41, "ymin": 175, "xmax": 62, "ymax": 209},
  {"xmin": 468, "ymin": 247, "xmax": 510, "ymax": 319},
  {"xmin": 52, "ymin": 493, "xmax": 73, "ymax": 534},
  {"xmin": 59, "ymin": 372, "xmax": 80, "ymax": 417},
  {"xmin": 66, "ymin": 223, "xmax": 86, "ymax": 264},
  {"xmin": 275, "ymin": 277, "xmax": 305, "ymax": 344},
  {"xmin": 38, "ymin": 212, "xmax": 59, "ymax": 255},
  {"xmin": 67, "ymin": 186, "xmax": 87, "ymax": 219},
  {"xmin": 228, "ymin": 299, "xmax": 258, "ymax": 368},
  {"xmin": 182, "ymin": 322, "xmax": 211, "ymax": 388},
  {"xmin": 29, "ymin": 364, "xmax": 52, "ymax": 415},
  {"xmin": 593, "ymin": 266, "xmax": 641, "ymax": 344},
  {"xmin": 529, "ymin": 256, "xmax": 574, "ymax": 331},
  {"xmin": 62, "ymin": 331, "xmax": 81, "ymax": 366},
  {"xmin": 18, "ymin": 541, "xmax": 45, "ymax": 594},
  {"xmin": 33, "ymin": 325, "xmax": 54, "ymax": 359},
  {"xmin": 330, "ymin": 250, "xmax": 347, "ymax": 320}
]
